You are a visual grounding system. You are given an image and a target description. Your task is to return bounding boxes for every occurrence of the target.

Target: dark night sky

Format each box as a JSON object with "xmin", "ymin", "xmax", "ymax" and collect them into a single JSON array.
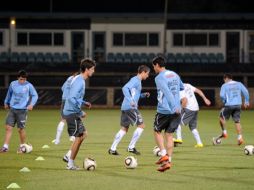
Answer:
[{"xmin": 0, "ymin": 0, "xmax": 253, "ymax": 13}]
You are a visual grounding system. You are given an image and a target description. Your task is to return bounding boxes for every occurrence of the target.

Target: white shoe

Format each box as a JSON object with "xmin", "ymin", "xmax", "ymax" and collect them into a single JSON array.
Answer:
[
  {"xmin": 63, "ymin": 155, "xmax": 69, "ymax": 163},
  {"xmin": 52, "ymin": 139, "xmax": 60, "ymax": 145},
  {"xmin": 66, "ymin": 165, "xmax": 80, "ymax": 170}
]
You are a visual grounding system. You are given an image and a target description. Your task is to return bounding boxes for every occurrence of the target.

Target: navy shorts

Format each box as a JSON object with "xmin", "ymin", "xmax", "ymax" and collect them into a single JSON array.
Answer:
[
  {"xmin": 153, "ymin": 113, "xmax": 181, "ymax": 133},
  {"xmin": 65, "ymin": 113, "xmax": 86, "ymax": 137},
  {"xmin": 120, "ymin": 109, "xmax": 143, "ymax": 128},
  {"xmin": 220, "ymin": 105, "xmax": 241, "ymax": 123}
]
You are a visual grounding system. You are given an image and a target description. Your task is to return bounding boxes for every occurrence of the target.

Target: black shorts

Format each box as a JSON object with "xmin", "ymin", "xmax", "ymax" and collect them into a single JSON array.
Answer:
[
  {"xmin": 220, "ymin": 105, "xmax": 241, "ymax": 123},
  {"xmin": 6, "ymin": 108, "xmax": 28, "ymax": 128},
  {"xmin": 120, "ymin": 109, "xmax": 143, "ymax": 128},
  {"xmin": 153, "ymin": 113, "xmax": 181, "ymax": 133},
  {"xmin": 65, "ymin": 114, "xmax": 86, "ymax": 137},
  {"xmin": 181, "ymin": 108, "xmax": 198, "ymax": 130}
]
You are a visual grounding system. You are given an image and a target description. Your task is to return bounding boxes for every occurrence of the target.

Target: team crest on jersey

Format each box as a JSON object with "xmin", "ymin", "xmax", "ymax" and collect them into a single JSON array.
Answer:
[{"xmin": 164, "ymin": 71, "xmax": 175, "ymax": 78}]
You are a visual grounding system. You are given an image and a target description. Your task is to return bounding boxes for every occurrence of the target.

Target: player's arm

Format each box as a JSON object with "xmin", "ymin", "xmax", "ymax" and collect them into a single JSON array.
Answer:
[
  {"xmin": 68, "ymin": 81, "xmax": 83, "ymax": 109},
  {"xmin": 220, "ymin": 85, "xmax": 226, "ymax": 104},
  {"xmin": 156, "ymin": 78, "xmax": 178, "ymax": 113},
  {"xmin": 194, "ymin": 87, "xmax": 211, "ymax": 106},
  {"xmin": 122, "ymin": 79, "xmax": 136, "ymax": 107},
  {"xmin": 4, "ymin": 83, "xmax": 13, "ymax": 109},
  {"xmin": 240, "ymin": 82, "xmax": 250, "ymax": 108},
  {"xmin": 27, "ymin": 84, "xmax": 38, "ymax": 110},
  {"xmin": 180, "ymin": 90, "xmax": 187, "ymax": 108}
]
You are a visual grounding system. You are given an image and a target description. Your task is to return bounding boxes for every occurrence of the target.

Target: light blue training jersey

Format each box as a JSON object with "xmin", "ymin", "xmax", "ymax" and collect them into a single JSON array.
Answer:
[
  {"xmin": 121, "ymin": 76, "xmax": 146, "ymax": 111},
  {"xmin": 155, "ymin": 70, "xmax": 184, "ymax": 114},
  {"xmin": 220, "ymin": 80, "xmax": 249, "ymax": 106},
  {"xmin": 61, "ymin": 75, "xmax": 79, "ymax": 100},
  {"xmin": 63, "ymin": 74, "xmax": 86, "ymax": 116},
  {"xmin": 4, "ymin": 80, "xmax": 38, "ymax": 109}
]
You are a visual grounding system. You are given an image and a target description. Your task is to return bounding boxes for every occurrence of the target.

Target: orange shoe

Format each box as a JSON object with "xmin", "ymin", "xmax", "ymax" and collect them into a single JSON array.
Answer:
[
  {"xmin": 222, "ymin": 133, "xmax": 228, "ymax": 138},
  {"xmin": 238, "ymin": 138, "xmax": 244, "ymax": 145},
  {"xmin": 157, "ymin": 162, "xmax": 171, "ymax": 172},
  {"xmin": 155, "ymin": 155, "xmax": 169, "ymax": 165}
]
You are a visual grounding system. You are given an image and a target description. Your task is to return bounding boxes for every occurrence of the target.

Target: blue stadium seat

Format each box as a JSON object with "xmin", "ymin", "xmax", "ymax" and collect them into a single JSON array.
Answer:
[
  {"xmin": 10, "ymin": 52, "xmax": 19, "ymax": 63},
  {"xmin": 124, "ymin": 53, "xmax": 132, "ymax": 63},
  {"xmin": 140, "ymin": 53, "xmax": 148, "ymax": 63},
  {"xmin": 216, "ymin": 53, "xmax": 225, "ymax": 63},
  {"xmin": 200, "ymin": 53, "xmax": 209, "ymax": 63},
  {"xmin": 0, "ymin": 52, "xmax": 9, "ymax": 63},
  {"xmin": 175, "ymin": 53, "xmax": 184, "ymax": 63},
  {"xmin": 191, "ymin": 53, "xmax": 201, "ymax": 63},
  {"xmin": 27, "ymin": 53, "xmax": 36, "ymax": 63},
  {"xmin": 19, "ymin": 52, "xmax": 27, "ymax": 63},
  {"xmin": 132, "ymin": 53, "xmax": 141, "ymax": 63},
  {"xmin": 53, "ymin": 53, "xmax": 62, "ymax": 64},
  {"xmin": 208, "ymin": 53, "xmax": 217, "ymax": 63},
  {"xmin": 62, "ymin": 53, "xmax": 70, "ymax": 64},
  {"xmin": 148, "ymin": 53, "xmax": 156, "ymax": 62},
  {"xmin": 44, "ymin": 52, "xmax": 53, "ymax": 64},
  {"xmin": 107, "ymin": 52, "xmax": 115, "ymax": 63},
  {"xmin": 166, "ymin": 53, "xmax": 176, "ymax": 63},
  {"xmin": 36, "ymin": 52, "xmax": 44, "ymax": 63},
  {"xmin": 115, "ymin": 53, "xmax": 124, "ymax": 63},
  {"xmin": 183, "ymin": 53, "xmax": 192, "ymax": 63}
]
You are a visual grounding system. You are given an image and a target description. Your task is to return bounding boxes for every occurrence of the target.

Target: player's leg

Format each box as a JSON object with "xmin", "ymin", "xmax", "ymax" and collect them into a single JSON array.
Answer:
[
  {"xmin": 219, "ymin": 107, "xmax": 229, "ymax": 138},
  {"xmin": 189, "ymin": 112, "xmax": 203, "ymax": 147},
  {"xmin": 232, "ymin": 106, "xmax": 243, "ymax": 145},
  {"xmin": 1, "ymin": 109, "xmax": 16, "ymax": 153},
  {"xmin": 16, "ymin": 110, "xmax": 28, "ymax": 153},
  {"xmin": 53, "ymin": 119, "xmax": 65, "ymax": 145},
  {"xmin": 127, "ymin": 110, "xmax": 144, "ymax": 155}
]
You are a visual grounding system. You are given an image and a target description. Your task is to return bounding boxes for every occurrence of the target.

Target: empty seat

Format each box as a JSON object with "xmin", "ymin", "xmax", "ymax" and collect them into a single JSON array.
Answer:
[
  {"xmin": 140, "ymin": 53, "xmax": 148, "ymax": 63},
  {"xmin": 148, "ymin": 53, "xmax": 156, "ymax": 62},
  {"xmin": 107, "ymin": 52, "xmax": 115, "ymax": 63},
  {"xmin": 10, "ymin": 52, "xmax": 19, "ymax": 63},
  {"xmin": 62, "ymin": 53, "xmax": 70, "ymax": 64},
  {"xmin": 115, "ymin": 53, "xmax": 124, "ymax": 63},
  {"xmin": 19, "ymin": 52, "xmax": 27, "ymax": 63},
  {"xmin": 183, "ymin": 53, "xmax": 192, "ymax": 63},
  {"xmin": 0, "ymin": 52, "xmax": 9, "ymax": 63},
  {"xmin": 123, "ymin": 53, "xmax": 132, "ymax": 63},
  {"xmin": 216, "ymin": 53, "xmax": 225, "ymax": 63},
  {"xmin": 166, "ymin": 53, "xmax": 176, "ymax": 63},
  {"xmin": 53, "ymin": 53, "xmax": 62, "ymax": 64},
  {"xmin": 27, "ymin": 53, "xmax": 36, "ymax": 63},
  {"xmin": 36, "ymin": 52, "xmax": 44, "ymax": 63},
  {"xmin": 208, "ymin": 53, "xmax": 217, "ymax": 63},
  {"xmin": 191, "ymin": 53, "xmax": 200, "ymax": 63},
  {"xmin": 132, "ymin": 53, "xmax": 140, "ymax": 63},
  {"xmin": 200, "ymin": 53, "xmax": 209, "ymax": 63},
  {"xmin": 175, "ymin": 53, "xmax": 184, "ymax": 63},
  {"xmin": 44, "ymin": 52, "xmax": 53, "ymax": 64}
]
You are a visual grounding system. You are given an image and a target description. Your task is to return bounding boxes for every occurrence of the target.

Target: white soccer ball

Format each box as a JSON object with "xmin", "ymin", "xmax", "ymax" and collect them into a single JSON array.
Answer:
[
  {"xmin": 244, "ymin": 145, "xmax": 254, "ymax": 155},
  {"xmin": 212, "ymin": 137, "xmax": 221, "ymax": 145},
  {"xmin": 124, "ymin": 156, "xmax": 138, "ymax": 169},
  {"xmin": 20, "ymin": 143, "xmax": 33, "ymax": 153},
  {"xmin": 83, "ymin": 158, "xmax": 97, "ymax": 171},
  {"xmin": 153, "ymin": 146, "xmax": 161, "ymax": 157}
]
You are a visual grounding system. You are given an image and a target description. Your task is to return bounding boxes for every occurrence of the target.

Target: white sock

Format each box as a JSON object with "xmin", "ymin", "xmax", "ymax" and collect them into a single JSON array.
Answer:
[
  {"xmin": 55, "ymin": 121, "xmax": 65, "ymax": 144},
  {"xmin": 223, "ymin": 130, "xmax": 227, "ymax": 135},
  {"xmin": 110, "ymin": 129, "xmax": 126, "ymax": 151},
  {"xmin": 176, "ymin": 125, "xmax": 182, "ymax": 140},
  {"xmin": 128, "ymin": 127, "xmax": 144, "ymax": 149},
  {"xmin": 192, "ymin": 129, "xmax": 202, "ymax": 144},
  {"xmin": 237, "ymin": 134, "xmax": 242, "ymax": 140},
  {"xmin": 68, "ymin": 159, "xmax": 74, "ymax": 166},
  {"xmin": 3, "ymin": 144, "xmax": 9, "ymax": 149},
  {"xmin": 66, "ymin": 150, "xmax": 71, "ymax": 158},
  {"xmin": 160, "ymin": 149, "xmax": 167, "ymax": 156}
]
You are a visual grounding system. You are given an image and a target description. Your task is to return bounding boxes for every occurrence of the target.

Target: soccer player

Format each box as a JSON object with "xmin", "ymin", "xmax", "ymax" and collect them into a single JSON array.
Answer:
[
  {"xmin": 213, "ymin": 73, "xmax": 249, "ymax": 145},
  {"xmin": 108, "ymin": 65, "xmax": 150, "ymax": 155},
  {"xmin": 63, "ymin": 58, "xmax": 96, "ymax": 170},
  {"xmin": 152, "ymin": 56, "xmax": 184, "ymax": 172},
  {"xmin": 174, "ymin": 83, "xmax": 211, "ymax": 148},
  {"xmin": 0, "ymin": 70, "xmax": 38, "ymax": 153}
]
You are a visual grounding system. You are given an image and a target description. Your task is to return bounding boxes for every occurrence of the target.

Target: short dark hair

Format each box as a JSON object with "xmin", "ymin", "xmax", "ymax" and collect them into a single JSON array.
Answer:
[
  {"xmin": 80, "ymin": 58, "xmax": 96, "ymax": 73},
  {"xmin": 18, "ymin": 70, "xmax": 28, "ymax": 78},
  {"xmin": 138, "ymin": 65, "xmax": 150, "ymax": 74},
  {"xmin": 152, "ymin": 56, "xmax": 166, "ymax": 67},
  {"xmin": 223, "ymin": 73, "xmax": 232, "ymax": 80}
]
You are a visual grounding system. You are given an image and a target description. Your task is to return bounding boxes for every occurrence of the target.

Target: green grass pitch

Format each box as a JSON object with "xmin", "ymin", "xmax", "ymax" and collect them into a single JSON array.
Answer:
[{"xmin": 0, "ymin": 109, "xmax": 254, "ymax": 190}]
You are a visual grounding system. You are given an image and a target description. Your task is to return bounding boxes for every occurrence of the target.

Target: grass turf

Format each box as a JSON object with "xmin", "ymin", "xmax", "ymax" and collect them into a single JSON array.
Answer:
[{"xmin": 0, "ymin": 109, "xmax": 254, "ymax": 190}]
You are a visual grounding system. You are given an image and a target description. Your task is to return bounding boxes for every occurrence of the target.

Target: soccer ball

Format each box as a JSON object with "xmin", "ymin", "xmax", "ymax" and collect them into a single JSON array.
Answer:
[
  {"xmin": 20, "ymin": 143, "xmax": 33, "ymax": 153},
  {"xmin": 83, "ymin": 158, "xmax": 97, "ymax": 171},
  {"xmin": 244, "ymin": 145, "xmax": 254, "ymax": 155},
  {"xmin": 153, "ymin": 146, "xmax": 161, "ymax": 157},
  {"xmin": 212, "ymin": 137, "xmax": 221, "ymax": 145},
  {"xmin": 124, "ymin": 156, "xmax": 138, "ymax": 169}
]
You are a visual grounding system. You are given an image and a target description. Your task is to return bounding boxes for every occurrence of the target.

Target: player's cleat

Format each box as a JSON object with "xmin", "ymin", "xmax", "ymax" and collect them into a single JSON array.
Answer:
[
  {"xmin": 238, "ymin": 138, "xmax": 244, "ymax": 145},
  {"xmin": 108, "ymin": 149, "xmax": 120, "ymax": 155},
  {"xmin": 0, "ymin": 147, "xmax": 8, "ymax": 153},
  {"xmin": 212, "ymin": 137, "xmax": 222, "ymax": 145},
  {"xmin": 63, "ymin": 155, "xmax": 69, "ymax": 163},
  {"xmin": 52, "ymin": 139, "xmax": 60, "ymax": 145},
  {"xmin": 155, "ymin": 155, "xmax": 169, "ymax": 165},
  {"xmin": 194, "ymin": 143, "xmax": 204, "ymax": 148},
  {"xmin": 173, "ymin": 138, "xmax": 183, "ymax": 144},
  {"xmin": 222, "ymin": 133, "xmax": 228, "ymax": 138},
  {"xmin": 17, "ymin": 147, "xmax": 24, "ymax": 154},
  {"xmin": 66, "ymin": 165, "xmax": 80, "ymax": 170},
  {"xmin": 127, "ymin": 147, "xmax": 141, "ymax": 155},
  {"xmin": 157, "ymin": 162, "xmax": 171, "ymax": 172}
]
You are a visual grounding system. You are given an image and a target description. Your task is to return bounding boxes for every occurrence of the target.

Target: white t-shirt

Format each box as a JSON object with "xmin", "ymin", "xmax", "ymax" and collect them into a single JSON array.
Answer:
[{"xmin": 180, "ymin": 83, "xmax": 199, "ymax": 111}]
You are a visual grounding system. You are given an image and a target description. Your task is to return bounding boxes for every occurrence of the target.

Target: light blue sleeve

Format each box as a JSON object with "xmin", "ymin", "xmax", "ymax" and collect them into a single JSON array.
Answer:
[
  {"xmin": 61, "ymin": 80, "xmax": 67, "ymax": 92},
  {"xmin": 220, "ymin": 85, "xmax": 226, "ymax": 104},
  {"xmin": 69, "ymin": 80, "xmax": 83, "ymax": 108},
  {"xmin": 4, "ymin": 83, "xmax": 13, "ymax": 105},
  {"xmin": 156, "ymin": 77, "xmax": 176, "ymax": 112},
  {"xmin": 29, "ymin": 84, "xmax": 38, "ymax": 106},
  {"xmin": 240, "ymin": 82, "xmax": 249, "ymax": 104},
  {"xmin": 122, "ymin": 79, "xmax": 135, "ymax": 103}
]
